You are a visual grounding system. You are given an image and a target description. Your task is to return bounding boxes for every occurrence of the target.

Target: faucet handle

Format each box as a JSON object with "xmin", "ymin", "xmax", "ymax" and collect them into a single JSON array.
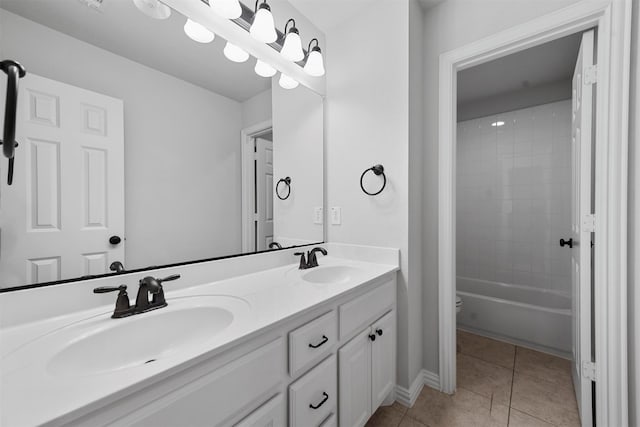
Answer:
[
  {"xmin": 294, "ymin": 252, "xmax": 309, "ymax": 269},
  {"xmin": 93, "ymin": 284, "xmax": 127, "ymax": 293},
  {"xmin": 158, "ymin": 274, "xmax": 181, "ymax": 283}
]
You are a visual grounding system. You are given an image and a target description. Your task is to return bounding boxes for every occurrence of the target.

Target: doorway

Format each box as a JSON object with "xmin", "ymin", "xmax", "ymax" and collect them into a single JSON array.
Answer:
[
  {"xmin": 241, "ymin": 121, "xmax": 274, "ymax": 253},
  {"xmin": 437, "ymin": 2, "xmax": 631, "ymax": 427}
]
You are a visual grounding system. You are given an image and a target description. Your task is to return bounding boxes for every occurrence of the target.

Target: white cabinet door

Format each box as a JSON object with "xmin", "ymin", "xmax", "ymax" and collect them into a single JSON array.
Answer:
[
  {"xmin": 338, "ymin": 329, "xmax": 372, "ymax": 427},
  {"xmin": 371, "ymin": 311, "xmax": 396, "ymax": 409},
  {"xmin": 235, "ymin": 393, "xmax": 285, "ymax": 427}
]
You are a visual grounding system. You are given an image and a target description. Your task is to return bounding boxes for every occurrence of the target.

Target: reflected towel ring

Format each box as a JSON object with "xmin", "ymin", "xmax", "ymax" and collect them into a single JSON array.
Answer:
[
  {"xmin": 276, "ymin": 176, "xmax": 292, "ymax": 200},
  {"xmin": 360, "ymin": 164, "xmax": 386, "ymax": 196}
]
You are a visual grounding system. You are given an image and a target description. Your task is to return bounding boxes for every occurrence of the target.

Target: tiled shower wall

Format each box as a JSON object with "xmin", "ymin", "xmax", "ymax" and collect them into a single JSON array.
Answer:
[{"xmin": 456, "ymin": 100, "xmax": 572, "ymax": 295}]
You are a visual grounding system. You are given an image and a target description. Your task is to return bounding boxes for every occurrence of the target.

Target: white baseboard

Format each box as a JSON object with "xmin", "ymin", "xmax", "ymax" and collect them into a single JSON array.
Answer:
[{"xmin": 395, "ymin": 370, "xmax": 440, "ymax": 407}]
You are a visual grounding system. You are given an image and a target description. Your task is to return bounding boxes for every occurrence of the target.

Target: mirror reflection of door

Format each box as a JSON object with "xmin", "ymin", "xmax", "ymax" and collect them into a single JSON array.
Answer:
[
  {"xmin": 254, "ymin": 134, "xmax": 273, "ymax": 251},
  {"xmin": 0, "ymin": 73, "xmax": 125, "ymax": 285}
]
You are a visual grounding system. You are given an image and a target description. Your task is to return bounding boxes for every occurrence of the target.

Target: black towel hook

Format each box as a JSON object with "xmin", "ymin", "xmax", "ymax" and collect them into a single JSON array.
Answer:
[
  {"xmin": 276, "ymin": 176, "xmax": 292, "ymax": 200},
  {"xmin": 360, "ymin": 164, "xmax": 386, "ymax": 196},
  {"xmin": 1, "ymin": 59, "xmax": 27, "ymax": 186}
]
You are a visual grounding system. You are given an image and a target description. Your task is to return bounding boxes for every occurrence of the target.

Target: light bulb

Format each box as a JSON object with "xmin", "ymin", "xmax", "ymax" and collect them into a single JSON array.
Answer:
[
  {"xmin": 255, "ymin": 59, "xmax": 276, "ymax": 77},
  {"xmin": 132, "ymin": 0, "xmax": 171, "ymax": 20},
  {"xmin": 279, "ymin": 73, "xmax": 299, "ymax": 90},
  {"xmin": 250, "ymin": 2, "xmax": 277, "ymax": 43},
  {"xmin": 304, "ymin": 48, "xmax": 325, "ymax": 77},
  {"xmin": 184, "ymin": 19, "xmax": 214, "ymax": 43},
  {"xmin": 211, "ymin": 0, "xmax": 242, "ymax": 19},
  {"xmin": 224, "ymin": 41, "xmax": 249, "ymax": 63},
  {"xmin": 281, "ymin": 30, "xmax": 304, "ymax": 62}
]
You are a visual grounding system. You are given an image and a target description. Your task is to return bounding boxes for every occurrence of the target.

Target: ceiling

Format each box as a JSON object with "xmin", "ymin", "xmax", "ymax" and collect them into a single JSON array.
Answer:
[
  {"xmin": 1, "ymin": 0, "xmax": 270, "ymax": 102},
  {"xmin": 457, "ymin": 32, "xmax": 582, "ymax": 105},
  {"xmin": 287, "ymin": 0, "xmax": 444, "ymax": 33}
]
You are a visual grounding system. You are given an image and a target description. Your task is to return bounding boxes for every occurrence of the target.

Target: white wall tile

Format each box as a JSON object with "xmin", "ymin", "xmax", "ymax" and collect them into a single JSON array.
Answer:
[{"xmin": 456, "ymin": 100, "xmax": 572, "ymax": 294}]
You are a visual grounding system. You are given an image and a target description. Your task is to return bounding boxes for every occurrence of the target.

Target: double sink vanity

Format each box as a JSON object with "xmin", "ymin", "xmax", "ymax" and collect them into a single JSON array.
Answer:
[{"xmin": 0, "ymin": 245, "xmax": 399, "ymax": 426}]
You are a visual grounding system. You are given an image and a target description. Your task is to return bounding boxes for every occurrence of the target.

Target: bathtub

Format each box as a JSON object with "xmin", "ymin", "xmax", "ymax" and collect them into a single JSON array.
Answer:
[{"xmin": 457, "ymin": 277, "xmax": 572, "ymax": 358}]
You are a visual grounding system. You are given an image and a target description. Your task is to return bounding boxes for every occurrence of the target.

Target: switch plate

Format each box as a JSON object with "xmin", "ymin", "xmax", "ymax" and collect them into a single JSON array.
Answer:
[
  {"xmin": 330, "ymin": 207, "xmax": 342, "ymax": 225},
  {"xmin": 314, "ymin": 207, "xmax": 323, "ymax": 224}
]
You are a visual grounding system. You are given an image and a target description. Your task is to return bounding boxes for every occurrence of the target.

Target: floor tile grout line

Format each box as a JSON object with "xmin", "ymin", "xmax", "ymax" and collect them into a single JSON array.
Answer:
[{"xmin": 507, "ymin": 346, "xmax": 518, "ymax": 426}]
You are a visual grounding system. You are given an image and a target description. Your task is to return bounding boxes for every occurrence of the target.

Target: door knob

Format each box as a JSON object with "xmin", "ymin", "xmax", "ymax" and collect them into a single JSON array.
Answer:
[
  {"xmin": 559, "ymin": 238, "xmax": 573, "ymax": 248},
  {"xmin": 109, "ymin": 235, "xmax": 122, "ymax": 245},
  {"xmin": 369, "ymin": 334, "xmax": 376, "ymax": 342},
  {"xmin": 376, "ymin": 328, "xmax": 383, "ymax": 336}
]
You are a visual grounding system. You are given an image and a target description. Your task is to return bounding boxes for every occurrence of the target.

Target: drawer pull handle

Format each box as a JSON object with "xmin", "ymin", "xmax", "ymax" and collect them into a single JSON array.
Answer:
[
  {"xmin": 309, "ymin": 392, "xmax": 329, "ymax": 410},
  {"xmin": 369, "ymin": 334, "xmax": 376, "ymax": 341},
  {"xmin": 309, "ymin": 335, "xmax": 329, "ymax": 349},
  {"xmin": 376, "ymin": 328, "xmax": 383, "ymax": 336}
]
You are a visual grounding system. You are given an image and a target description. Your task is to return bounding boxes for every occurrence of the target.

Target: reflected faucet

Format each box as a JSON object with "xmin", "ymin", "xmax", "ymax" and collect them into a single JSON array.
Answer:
[
  {"xmin": 109, "ymin": 261, "xmax": 125, "ymax": 273},
  {"xmin": 269, "ymin": 242, "xmax": 282, "ymax": 250}
]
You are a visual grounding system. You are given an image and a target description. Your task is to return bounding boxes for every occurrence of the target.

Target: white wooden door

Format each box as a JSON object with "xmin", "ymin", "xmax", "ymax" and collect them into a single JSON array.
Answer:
[
  {"xmin": 0, "ymin": 73, "xmax": 124, "ymax": 286},
  {"xmin": 338, "ymin": 329, "xmax": 372, "ymax": 427},
  {"xmin": 371, "ymin": 310, "xmax": 396, "ymax": 409},
  {"xmin": 255, "ymin": 137, "xmax": 273, "ymax": 251},
  {"xmin": 570, "ymin": 29, "xmax": 595, "ymax": 427}
]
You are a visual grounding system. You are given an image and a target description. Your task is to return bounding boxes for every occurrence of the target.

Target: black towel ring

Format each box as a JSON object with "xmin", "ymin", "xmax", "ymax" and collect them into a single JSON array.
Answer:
[
  {"xmin": 276, "ymin": 177, "xmax": 292, "ymax": 200},
  {"xmin": 360, "ymin": 164, "xmax": 386, "ymax": 196}
]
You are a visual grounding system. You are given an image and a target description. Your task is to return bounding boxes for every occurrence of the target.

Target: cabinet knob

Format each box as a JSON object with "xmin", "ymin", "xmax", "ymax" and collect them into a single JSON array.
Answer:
[
  {"xmin": 376, "ymin": 328, "xmax": 383, "ymax": 336},
  {"xmin": 369, "ymin": 334, "xmax": 376, "ymax": 342}
]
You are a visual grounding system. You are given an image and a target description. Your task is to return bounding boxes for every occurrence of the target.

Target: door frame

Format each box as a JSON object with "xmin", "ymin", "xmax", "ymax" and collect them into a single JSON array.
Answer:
[
  {"xmin": 437, "ymin": 1, "xmax": 631, "ymax": 426},
  {"xmin": 241, "ymin": 120, "xmax": 273, "ymax": 252}
]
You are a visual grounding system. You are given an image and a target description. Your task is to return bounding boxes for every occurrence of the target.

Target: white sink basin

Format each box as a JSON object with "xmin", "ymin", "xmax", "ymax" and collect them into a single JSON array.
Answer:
[
  {"xmin": 302, "ymin": 266, "xmax": 361, "ymax": 284},
  {"xmin": 19, "ymin": 295, "xmax": 250, "ymax": 377}
]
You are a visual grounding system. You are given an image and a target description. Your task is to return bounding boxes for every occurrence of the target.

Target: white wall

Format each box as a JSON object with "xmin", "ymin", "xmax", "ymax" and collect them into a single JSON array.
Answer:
[
  {"xmin": 458, "ymin": 79, "xmax": 572, "ymax": 121},
  {"xmin": 242, "ymin": 89, "xmax": 272, "ymax": 129},
  {"xmin": 325, "ymin": 0, "xmax": 424, "ymax": 389},
  {"xmin": 628, "ymin": 0, "xmax": 639, "ymax": 424},
  {"xmin": 0, "ymin": 10, "xmax": 243, "ymax": 269},
  {"xmin": 421, "ymin": 0, "xmax": 583, "ymax": 374},
  {"xmin": 272, "ymin": 83, "xmax": 324, "ymax": 245},
  {"xmin": 457, "ymin": 101, "xmax": 572, "ymax": 295}
]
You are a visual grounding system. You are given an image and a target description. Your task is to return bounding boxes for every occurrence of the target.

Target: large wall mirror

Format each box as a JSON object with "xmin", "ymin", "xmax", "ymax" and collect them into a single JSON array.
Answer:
[{"xmin": 0, "ymin": 0, "xmax": 324, "ymax": 290}]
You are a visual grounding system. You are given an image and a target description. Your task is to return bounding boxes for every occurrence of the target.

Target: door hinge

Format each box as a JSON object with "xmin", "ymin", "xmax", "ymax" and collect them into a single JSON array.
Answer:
[
  {"xmin": 584, "ymin": 65, "xmax": 597, "ymax": 85},
  {"xmin": 253, "ymin": 213, "xmax": 259, "ymax": 221},
  {"xmin": 582, "ymin": 214, "xmax": 595, "ymax": 232},
  {"xmin": 582, "ymin": 361, "xmax": 596, "ymax": 381}
]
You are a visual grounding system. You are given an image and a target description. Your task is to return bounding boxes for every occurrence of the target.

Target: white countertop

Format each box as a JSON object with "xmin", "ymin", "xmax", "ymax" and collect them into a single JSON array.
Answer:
[{"xmin": 0, "ymin": 256, "xmax": 398, "ymax": 426}]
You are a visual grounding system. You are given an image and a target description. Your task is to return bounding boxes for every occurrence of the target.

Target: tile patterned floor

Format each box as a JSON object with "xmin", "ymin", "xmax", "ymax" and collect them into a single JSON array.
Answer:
[{"xmin": 365, "ymin": 330, "xmax": 580, "ymax": 427}]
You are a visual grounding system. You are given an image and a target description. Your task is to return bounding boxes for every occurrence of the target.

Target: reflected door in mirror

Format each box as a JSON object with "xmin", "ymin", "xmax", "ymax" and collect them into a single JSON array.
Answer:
[
  {"xmin": 255, "ymin": 136, "xmax": 273, "ymax": 251},
  {"xmin": 0, "ymin": 73, "xmax": 125, "ymax": 285}
]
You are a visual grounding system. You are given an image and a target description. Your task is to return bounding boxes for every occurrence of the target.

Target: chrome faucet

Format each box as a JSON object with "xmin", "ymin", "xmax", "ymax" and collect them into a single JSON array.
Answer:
[
  {"xmin": 294, "ymin": 247, "xmax": 328, "ymax": 270},
  {"xmin": 93, "ymin": 274, "xmax": 180, "ymax": 318}
]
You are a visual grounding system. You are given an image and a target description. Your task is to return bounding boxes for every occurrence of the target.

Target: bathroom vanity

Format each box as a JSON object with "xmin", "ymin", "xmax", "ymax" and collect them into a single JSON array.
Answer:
[{"xmin": 0, "ymin": 248, "xmax": 399, "ymax": 426}]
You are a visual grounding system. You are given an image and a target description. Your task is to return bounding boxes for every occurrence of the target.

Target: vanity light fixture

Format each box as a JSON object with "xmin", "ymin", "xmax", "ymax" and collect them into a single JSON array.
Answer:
[
  {"xmin": 254, "ymin": 59, "xmax": 277, "ymax": 77},
  {"xmin": 491, "ymin": 121, "xmax": 505, "ymax": 127},
  {"xmin": 224, "ymin": 41, "xmax": 250, "ymax": 62},
  {"xmin": 303, "ymin": 38, "xmax": 325, "ymax": 77},
  {"xmin": 210, "ymin": 0, "xmax": 242, "ymax": 19},
  {"xmin": 132, "ymin": 0, "xmax": 171, "ymax": 19},
  {"xmin": 279, "ymin": 73, "xmax": 299, "ymax": 89},
  {"xmin": 184, "ymin": 19, "xmax": 215, "ymax": 43},
  {"xmin": 281, "ymin": 19, "xmax": 304, "ymax": 62},
  {"xmin": 250, "ymin": 0, "xmax": 277, "ymax": 44}
]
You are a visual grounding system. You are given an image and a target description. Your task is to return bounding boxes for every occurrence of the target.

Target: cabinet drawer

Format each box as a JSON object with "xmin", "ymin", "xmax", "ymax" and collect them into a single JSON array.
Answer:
[
  {"xmin": 289, "ymin": 311, "xmax": 337, "ymax": 376},
  {"xmin": 235, "ymin": 393, "xmax": 286, "ymax": 427},
  {"xmin": 339, "ymin": 280, "xmax": 395, "ymax": 339},
  {"xmin": 289, "ymin": 355, "xmax": 337, "ymax": 427},
  {"xmin": 319, "ymin": 413, "xmax": 337, "ymax": 427}
]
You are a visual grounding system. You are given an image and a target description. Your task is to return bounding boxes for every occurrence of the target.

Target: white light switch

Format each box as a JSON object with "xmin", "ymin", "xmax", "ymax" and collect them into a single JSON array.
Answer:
[
  {"xmin": 314, "ymin": 207, "xmax": 323, "ymax": 224},
  {"xmin": 330, "ymin": 207, "xmax": 342, "ymax": 225}
]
